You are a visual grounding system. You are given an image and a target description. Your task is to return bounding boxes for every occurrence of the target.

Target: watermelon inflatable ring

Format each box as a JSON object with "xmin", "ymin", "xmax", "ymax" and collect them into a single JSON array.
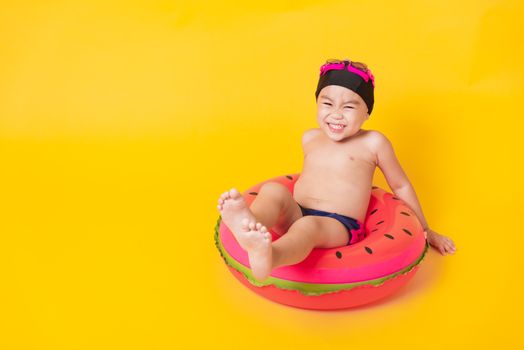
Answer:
[{"xmin": 214, "ymin": 173, "xmax": 429, "ymax": 310}]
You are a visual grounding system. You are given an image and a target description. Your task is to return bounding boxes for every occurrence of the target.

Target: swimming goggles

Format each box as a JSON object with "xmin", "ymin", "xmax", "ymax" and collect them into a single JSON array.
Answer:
[{"xmin": 319, "ymin": 58, "xmax": 375, "ymax": 88}]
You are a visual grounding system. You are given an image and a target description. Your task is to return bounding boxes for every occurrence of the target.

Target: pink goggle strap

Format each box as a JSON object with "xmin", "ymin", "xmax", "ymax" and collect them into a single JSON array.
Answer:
[
  {"xmin": 319, "ymin": 62, "xmax": 345, "ymax": 76},
  {"xmin": 347, "ymin": 64, "xmax": 375, "ymax": 88},
  {"xmin": 320, "ymin": 62, "xmax": 375, "ymax": 88}
]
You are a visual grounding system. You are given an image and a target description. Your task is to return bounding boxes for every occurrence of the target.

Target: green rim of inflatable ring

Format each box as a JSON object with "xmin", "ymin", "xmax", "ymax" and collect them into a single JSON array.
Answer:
[{"xmin": 214, "ymin": 216, "xmax": 430, "ymax": 296}]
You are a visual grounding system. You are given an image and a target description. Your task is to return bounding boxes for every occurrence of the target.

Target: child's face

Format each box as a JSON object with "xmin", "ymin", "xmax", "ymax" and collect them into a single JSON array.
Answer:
[{"xmin": 316, "ymin": 85, "xmax": 370, "ymax": 142}]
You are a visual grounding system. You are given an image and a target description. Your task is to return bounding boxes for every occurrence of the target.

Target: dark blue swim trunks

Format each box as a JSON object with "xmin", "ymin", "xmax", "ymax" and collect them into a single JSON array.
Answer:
[{"xmin": 298, "ymin": 204, "xmax": 367, "ymax": 245}]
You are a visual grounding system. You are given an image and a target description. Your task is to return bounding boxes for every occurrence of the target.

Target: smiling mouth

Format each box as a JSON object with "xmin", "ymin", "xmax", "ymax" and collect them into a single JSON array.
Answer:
[{"xmin": 327, "ymin": 123, "xmax": 346, "ymax": 131}]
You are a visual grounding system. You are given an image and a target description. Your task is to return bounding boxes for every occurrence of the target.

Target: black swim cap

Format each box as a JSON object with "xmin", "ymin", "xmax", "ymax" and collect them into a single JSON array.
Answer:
[{"xmin": 315, "ymin": 60, "xmax": 375, "ymax": 115}]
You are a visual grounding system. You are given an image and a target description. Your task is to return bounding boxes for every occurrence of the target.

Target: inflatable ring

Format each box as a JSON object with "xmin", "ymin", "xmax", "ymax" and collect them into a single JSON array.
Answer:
[{"xmin": 214, "ymin": 173, "xmax": 429, "ymax": 310}]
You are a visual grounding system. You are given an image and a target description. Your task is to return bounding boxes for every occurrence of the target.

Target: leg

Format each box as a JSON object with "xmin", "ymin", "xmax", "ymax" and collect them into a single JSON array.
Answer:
[
  {"xmin": 240, "ymin": 215, "xmax": 349, "ymax": 282},
  {"xmin": 271, "ymin": 216, "xmax": 350, "ymax": 269},
  {"xmin": 249, "ymin": 182, "xmax": 303, "ymax": 233},
  {"xmin": 216, "ymin": 182, "xmax": 302, "ymax": 251}
]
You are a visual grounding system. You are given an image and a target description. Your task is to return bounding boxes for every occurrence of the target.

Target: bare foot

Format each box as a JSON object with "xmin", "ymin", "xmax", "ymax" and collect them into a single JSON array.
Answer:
[
  {"xmin": 217, "ymin": 188, "xmax": 257, "ymax": 251},
  {"xmin": 243, "ymin": 220, "xmax": 273, "ymax": 282}
]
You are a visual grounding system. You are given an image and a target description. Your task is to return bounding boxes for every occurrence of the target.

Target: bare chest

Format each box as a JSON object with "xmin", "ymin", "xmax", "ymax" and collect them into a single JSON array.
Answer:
[
  {"xmin": 303, "ymin": 140, "xmax": 376, "ymax": 176},
  {"xmin": 293, "ymin": 129, "xmax": 378, "ymax": 220}
]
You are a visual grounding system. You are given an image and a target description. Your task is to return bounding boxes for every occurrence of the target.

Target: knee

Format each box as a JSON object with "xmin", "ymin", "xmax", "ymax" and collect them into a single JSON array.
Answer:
[
  {"xmin": 259, "ymin": 182, "xmax": 290, "ymax": 201},
  {"xmin": 287, "ymin": 217, "xmax": 321, "ymax": 242}
]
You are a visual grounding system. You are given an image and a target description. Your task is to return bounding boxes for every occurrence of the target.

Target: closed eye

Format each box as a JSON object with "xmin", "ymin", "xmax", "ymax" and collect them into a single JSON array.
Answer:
[{"xmin": 322, "ymin": 102, "xmax": 353, "ymax": 108}]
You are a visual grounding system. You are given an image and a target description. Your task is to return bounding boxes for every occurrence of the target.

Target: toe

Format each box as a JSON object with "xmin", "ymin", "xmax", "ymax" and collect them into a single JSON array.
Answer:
[
  {"xmin": 256, "ymin": 222, "xmax": 262, "ymax": 230},
  {"xmin": 230, "ymin": 188, "xmax": 241, "ymax": 199},
  {"xmin": 248, "ymin": 221, "xmax": 255, "ymax": 230},
  {"xmin": 241, "ymin": 218, "xmax": 250, "ymax": 230}
]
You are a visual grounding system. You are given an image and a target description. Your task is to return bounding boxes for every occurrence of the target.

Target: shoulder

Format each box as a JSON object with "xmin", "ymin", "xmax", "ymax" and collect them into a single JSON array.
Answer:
[
  {"xmin": 359, "ymin": 129, "xmax": 393, "ymax": 165},
  {"xmin": 302, "ymin": 128, "xmax": 321, "ymax": 146},
  {"xmin": 361, "ymin": 129, "xmax": 391, "ymax": 150}
]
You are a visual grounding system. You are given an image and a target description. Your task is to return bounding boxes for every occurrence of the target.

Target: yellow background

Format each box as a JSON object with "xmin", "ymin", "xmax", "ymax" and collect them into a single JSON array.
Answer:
[{"xmin": 1, "ymin": 0, "xmax": 523, "ymax": 349}]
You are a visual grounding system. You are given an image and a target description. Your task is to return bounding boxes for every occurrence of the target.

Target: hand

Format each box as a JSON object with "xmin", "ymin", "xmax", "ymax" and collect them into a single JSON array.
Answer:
[{"xmin": 425, "ymin": 228, "xmax": 457, "ymax": 256}]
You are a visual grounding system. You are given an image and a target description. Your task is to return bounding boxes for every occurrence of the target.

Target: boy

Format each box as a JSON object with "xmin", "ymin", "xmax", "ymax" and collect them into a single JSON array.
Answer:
[{"xmin": 217, "ymin": 58, "xmax": 456, "ymax": 282}]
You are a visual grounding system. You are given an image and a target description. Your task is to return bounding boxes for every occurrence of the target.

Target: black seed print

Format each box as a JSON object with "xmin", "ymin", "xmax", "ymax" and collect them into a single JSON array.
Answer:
[
  {"xmin": 400, "ymin": 211, "xmax": 411, "ymax": 216},
  {"xmin": 384, "ymin": 234, "xmax": 395, "ymax": 240},
  {"xmin": 249, "ymin": 192, "xmax": 258, "ymax": 196},
  {"xmin": 376, "ymin": 220, "xmax": 384, "ymax": 225},
  {"xmin": 402, "ymin": 228, "xmax": 413, "ymax": 236},
  {"xmin": 370, "ymin": 209, "xmax": 378, "ymax": 215},
  {"xmin": 392, "ymin": 196, "xmax": 400, "ymax": 200},
  {"xmin": 286, "ymin": 175, "xmax": 293, "ymax": 180},
  {"xmin": 372, "ymin": 186, "xmax": 378, "ymax": 189},
  {"xmin": 365, "ymin": 246, "xmax": 373, "ymax": 254},
  {"xmin": 371, "ymin": 228, "xmax": 378, "ymax": 232},
  {"xmin": 335, "ymin": 251, "xmax": 342, "ymax": 259}
]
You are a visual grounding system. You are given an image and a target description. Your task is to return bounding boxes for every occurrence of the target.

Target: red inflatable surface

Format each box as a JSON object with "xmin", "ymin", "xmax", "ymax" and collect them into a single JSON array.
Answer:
[{"xmin": 214, "ymin": 173, "xmax": 429, "ymax": 310}]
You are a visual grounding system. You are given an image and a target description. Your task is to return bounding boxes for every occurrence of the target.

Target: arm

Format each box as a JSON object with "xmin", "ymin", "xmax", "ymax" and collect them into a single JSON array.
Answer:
[
  {"xmin": 372, "ymin": 131, "xmax": 430, "ymax": 231},
  {"xmin": 372, "ymin": 131, "xmax": 457, "ymax": 255}
]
